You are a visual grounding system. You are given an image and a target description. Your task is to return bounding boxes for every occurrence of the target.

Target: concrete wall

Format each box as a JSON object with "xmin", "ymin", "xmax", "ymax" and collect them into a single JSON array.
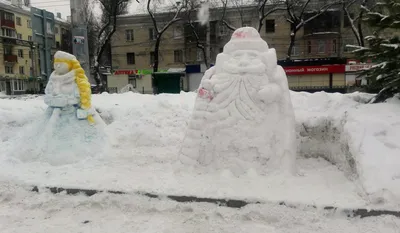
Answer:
[
  {"xmin": 107, "ymin": 74, "xmax": 128, "ymax": 93},
  {"xmin": 187, "ymin": 73, "xmax": 203, "ymax": 91}
]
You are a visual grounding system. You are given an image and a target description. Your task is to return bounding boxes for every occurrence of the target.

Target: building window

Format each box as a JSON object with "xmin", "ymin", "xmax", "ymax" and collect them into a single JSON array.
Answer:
[
  {"xmin": 150, "ymin": 51, "xmax": 155, "ymax": 65},
  {"xmin": 46, "ymin": 22, "xmax": 53, "ymax": 34},
  {"xmin": 174, "ymin": 50, "xmax": 183, "ymax": 63},
  {"xmin": 27, "ymin": 20, "xmax": 32, "ymax": 28},
  {"xmin": 5, "ymin": 66, "xmax": 13, "ymax": 74},
  {"xmin": 128, "ymin": 76, "xmax": 137, "ymax": 88},
  {"xmin": 173, "ymin": 26, "xmax": 183, "ymax": 39},
  {"xmin": 17, "ymin": 33, "xmax": 22, "ymax": 39},
  {"xmin": 2, "ymin": 28, "xmax": 16, "ymax": 37},
  {"xmin": 4, "ymin": 12, "xmax": 14, "ymax": 21},
  {"xmin": 125, "ymin": 29, "xmax": 134, "ymax": 41},
  {"xmin": 126, "ymin": 52, "xmax": 135, "ymax": 65},
  {"xmin": 343, "ymin": 13, "xmax": 354, "ymax": 28},
  {"xmin": 16, "ymin": 17, "xmax": 21, "ymax": 25},
  {"xmin": 218, "ymin": 24, "xmax": 228, "ymax": 36},
  {"xmin": 219, "ymin": 47, "xmax": 223, "ymax": 53},
  {"xmin": 28, "ymin": 35, "xmax": 32, "ymax": 41},
  {"xmin": 291, "ymin": 44, "xmax": 299, "ymax": 56},
  {"xmin": 18, "ymin": 49, "xmax": 23, "ymax": 58},
  {"xmin": 19, "ymin": 66, "xmax": 24, "ymax": 75},
  {"xmin": 332, "ymin": 39, "xmax": 337, "ymax": 53},
  {"xmin": 56, "ymin": 41, "xmax": 60, "ymax": 48},
  {"xmin": 318, "ymin": 40, "xmax": 325, "ymax": 53},
  {"xmin": 13, "ymin": 80, "xmax": 25, "ymax": 91},
  {"xmin": 4, "ymin": 46, "xmax": 12, "ymax": 55},
  {"xmin": 265, "ymin": 19, "xmax": 275, "ymax": 33},
  {"xmin": 196, "ymin": 49, "xmax": 203, "ymax": 61},
  {"xmin": 307, "ymin": 41, "xmax": 312, "ymax": 54},
  {"xmin": 149, "ymin": 28, "xmax": 156, "ymax": 40},
  {"xmin": 29, "ymin": 50, "xmax": 32, "ymax": 59}
]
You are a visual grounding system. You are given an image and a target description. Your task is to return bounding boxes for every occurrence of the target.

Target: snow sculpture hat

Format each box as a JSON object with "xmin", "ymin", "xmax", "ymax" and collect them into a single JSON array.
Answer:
[
  {"xmin": 223, "ymin": 27, "xmax": 269, "ymax": 54},
  {"xmin": 54, "ymin": 51, "xmax": 78, "ymax": 70}
]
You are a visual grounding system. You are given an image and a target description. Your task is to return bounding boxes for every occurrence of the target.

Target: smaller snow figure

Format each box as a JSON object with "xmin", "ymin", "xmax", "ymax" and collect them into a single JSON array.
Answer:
[
  {"xmin": 11, "ymin": 51, "xmax": 106, "ymax": 165},
  {"xmin": 44, "ymin": 51, "xmax": 95, "ymax": 124},
  {"xmin": 179, "ymin": 27, "xmax": 297, "ymax": 176}
]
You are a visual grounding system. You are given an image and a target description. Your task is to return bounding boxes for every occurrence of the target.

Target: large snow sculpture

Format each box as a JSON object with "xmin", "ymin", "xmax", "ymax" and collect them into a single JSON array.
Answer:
[
  {"xmin": 179, "ymin": 27, "xmax": 297, "ymax": 175},
  {"xmin": 11, "ymin": 51, "xmax": 106, "ymax": 165}
]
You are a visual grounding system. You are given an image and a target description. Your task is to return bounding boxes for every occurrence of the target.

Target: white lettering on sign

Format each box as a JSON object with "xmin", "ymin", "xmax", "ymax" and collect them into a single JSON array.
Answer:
[
  {"xmin": 285, "ymin": 68, "xmax": 305, "ymax": 73},
  {"xmin": 345, "ymin": 64, "xmax": 374, "ymax": 72},
  {"xmin": 306, "ymin": 67, "xmax": 329, "ymax": 72}
]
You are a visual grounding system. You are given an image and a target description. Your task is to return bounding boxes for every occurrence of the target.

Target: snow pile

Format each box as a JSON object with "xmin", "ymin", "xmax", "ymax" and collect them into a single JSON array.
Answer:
[
  {"xmin": 0, "ymin": 91, "xmax": 399, "ymax": 210},
  {"xmin": 293, "ymin": 91, "xmax": 400, "ymax": 206},
  {"xmin": 180, "ymin": 27, "xmax": 297, "ymax": 175}
]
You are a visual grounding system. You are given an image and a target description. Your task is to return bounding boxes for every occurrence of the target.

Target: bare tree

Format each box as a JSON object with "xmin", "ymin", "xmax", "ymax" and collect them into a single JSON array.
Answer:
[
  {"xmin": 342, "ymin": 0, "xmax": 368, "ymax": 47},
  {"xmin": 82, "ymin": 0, "xmax": 100, "ymax": 69},
  {"xmin": 285, "ymin": 0, "xmax": 341, "ymax": 59},
  {"xmin": 184, "ymin": 0, "xmax": 210, "ymax": 68},
  {"xmin": 219, "ymin": 0, "xmax": 241, "ymax": 31},
  {"xmin": 93, "ymin": 0, "xmax": 137, "ymax": 88},
  {"xmin": 147, "ymin": 0, "xmax": 184, "ymax": 72},
  {"xmin": 256, "ymin": 0, "xmax": 286, "ymax": 32}
]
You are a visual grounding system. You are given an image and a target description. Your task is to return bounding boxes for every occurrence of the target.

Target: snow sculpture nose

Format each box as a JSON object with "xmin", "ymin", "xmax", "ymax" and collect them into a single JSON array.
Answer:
[{"xmin": 238, "ymin": 56, "xmax": 250, "ymax": 67}]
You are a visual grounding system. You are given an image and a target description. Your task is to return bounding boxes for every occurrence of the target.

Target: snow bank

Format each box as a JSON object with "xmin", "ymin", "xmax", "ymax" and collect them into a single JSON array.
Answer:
[
  {"xmin": 0, "ymin": 91, "xmax": 399, "ymax": 209},
  {"xmin": 293, "ymin": 91, "xmax": 400, "ymax": 206}
]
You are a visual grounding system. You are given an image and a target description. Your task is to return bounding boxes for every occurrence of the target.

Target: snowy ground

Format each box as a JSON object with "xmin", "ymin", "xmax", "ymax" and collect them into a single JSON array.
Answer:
[
  {"xmin": 0, "ymin": 91, "xmax": 400, "ymax": 232},
  {"xmin": 1, "ymin": 181, "xmax": 400, "ymax": 233}
]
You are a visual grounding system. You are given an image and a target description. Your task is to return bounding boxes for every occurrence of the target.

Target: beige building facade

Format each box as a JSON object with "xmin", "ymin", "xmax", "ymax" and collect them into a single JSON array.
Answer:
[{"xmin": 109, "ymin": 2, "xmax": 381, "ymax": 93}]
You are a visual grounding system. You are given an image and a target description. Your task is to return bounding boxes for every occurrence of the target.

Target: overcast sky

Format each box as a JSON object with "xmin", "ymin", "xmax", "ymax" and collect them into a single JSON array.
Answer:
[{"xmin": 28, "ymin": 0, "xmax": 143, "ymax": 20}]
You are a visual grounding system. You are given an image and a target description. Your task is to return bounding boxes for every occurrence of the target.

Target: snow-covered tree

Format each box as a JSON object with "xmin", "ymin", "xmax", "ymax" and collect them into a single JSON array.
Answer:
[
  {"xmin": 285, "ymin": 0, "xmax": 341, "ymax": 59},
  {"xmin": 342, "ymin": 0, "xmax": 369, "ymax": 47},
  {"xmin": 353, "ymin": 0, "xmax": 400, "ymax": 103},
  {"xmin": 147, "ymin": 0, "xmax": 184, "ymax": 72},
  {"xmin": 185, "ymin": 0, "xmax": 211, "ymax": 68},
  {"xmin": 94, "ymin": 0, "xmax": 136, "ymax": 88}
]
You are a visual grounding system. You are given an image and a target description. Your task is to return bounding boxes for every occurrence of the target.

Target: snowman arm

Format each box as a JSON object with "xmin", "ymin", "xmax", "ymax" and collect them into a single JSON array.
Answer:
[
  {"xmin": 258, "ymin": 83, "xmax": 281, "ymax": 104},
  {"xmin": 44, "ymin": 81, "xmax": 52, "ymax": 95},
  {"xmin": 199, "ymin": 66, "xmax": 216, "ymax": 91}
]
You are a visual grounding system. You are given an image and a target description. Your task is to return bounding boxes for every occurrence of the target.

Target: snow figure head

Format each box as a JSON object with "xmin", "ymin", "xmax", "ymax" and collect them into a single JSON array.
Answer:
[
  {"xmin": 53, "ymin": 51, "xmax": 95, "ymax": 124},
  {"xmin": 216, "ymin": 27, "xmax": 272, "ymax": 75}
]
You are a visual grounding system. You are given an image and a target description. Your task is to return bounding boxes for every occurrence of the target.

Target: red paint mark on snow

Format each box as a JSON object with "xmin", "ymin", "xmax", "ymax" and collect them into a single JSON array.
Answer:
[
  {"xmin": 198, "ymin": 88, "xmax": 213, "ymax": 101},
  {"xmin": 233, "ymin": 31, "xmax": 247, "ymax": 38}
]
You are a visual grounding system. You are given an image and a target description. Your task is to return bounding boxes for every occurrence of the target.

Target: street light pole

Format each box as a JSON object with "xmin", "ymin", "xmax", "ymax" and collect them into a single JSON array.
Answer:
[{"xmin": 70, "ymin": 0, "xmax": 91, "ymax": 83}]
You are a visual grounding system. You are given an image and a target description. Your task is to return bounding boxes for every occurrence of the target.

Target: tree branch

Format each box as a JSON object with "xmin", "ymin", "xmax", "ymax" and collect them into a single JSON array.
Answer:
[{"xmin": 220, "ymin": 0, "xmax": 236, "ymax": 31}]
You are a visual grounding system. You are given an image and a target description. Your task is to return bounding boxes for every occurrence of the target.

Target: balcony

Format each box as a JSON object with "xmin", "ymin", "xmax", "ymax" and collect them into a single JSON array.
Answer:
[
  {"xmin": 4, "ymin": 54, "xmax": 18, "ymax": 63},
  {"xmin": 1, "ymin": 19, "xmax": 15, "ymax": 29}
]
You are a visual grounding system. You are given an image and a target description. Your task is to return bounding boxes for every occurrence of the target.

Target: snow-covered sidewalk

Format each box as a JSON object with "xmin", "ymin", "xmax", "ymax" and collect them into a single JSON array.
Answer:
[{"xmin": 0, "ymin": 181, "xmax": 399, "ymax": 233}]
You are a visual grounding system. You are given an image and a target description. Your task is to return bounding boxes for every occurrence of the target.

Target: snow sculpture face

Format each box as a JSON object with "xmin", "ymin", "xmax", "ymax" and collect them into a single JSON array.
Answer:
[
  {"xmin": 221, "ymin": 50, "xmax": 266, "ymax": 74},
  {"xmin": 216, "ymin": 27, "xmax": 270, "ymax": 75},
  {"xmin": 54, "ymin": 62, "xmax": 70, "ymax": 75}
]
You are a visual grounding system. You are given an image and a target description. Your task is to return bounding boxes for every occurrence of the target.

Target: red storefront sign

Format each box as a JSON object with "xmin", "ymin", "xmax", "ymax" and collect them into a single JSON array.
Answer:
[
  {"xmin": 114, "ymin": 70, "xmax": 137, "ymax": 75},
  {"xmin": 283, "ymin": 65, "xmax": 345, "ymax": 75}
]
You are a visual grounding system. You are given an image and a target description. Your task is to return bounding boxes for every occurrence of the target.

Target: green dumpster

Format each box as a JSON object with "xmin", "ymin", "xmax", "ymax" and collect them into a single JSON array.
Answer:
[{"xmin": 153, "ymin": 72, "xmax": 184, "ymax": 94}]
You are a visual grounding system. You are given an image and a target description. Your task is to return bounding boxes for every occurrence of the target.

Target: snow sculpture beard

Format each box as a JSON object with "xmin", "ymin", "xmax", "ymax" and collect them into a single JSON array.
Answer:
[{"xmin": 179, "ymin": 27, "xmax": 297, "ymax": 176}]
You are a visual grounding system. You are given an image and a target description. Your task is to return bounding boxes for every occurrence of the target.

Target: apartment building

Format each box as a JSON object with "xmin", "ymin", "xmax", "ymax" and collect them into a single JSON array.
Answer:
[
  {"xmin": 109, "ymin": 2, "xmax": 377, "ymax": 93},
  {"xmin": 0, "ymin": 0, "xmax": 72, "ymax": 95}
]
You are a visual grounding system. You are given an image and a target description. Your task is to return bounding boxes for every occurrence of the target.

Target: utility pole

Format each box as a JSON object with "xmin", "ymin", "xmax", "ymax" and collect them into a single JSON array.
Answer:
[{"xmin": 70, "ymin": 0, "xmax": 91, "ymax": 83}]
